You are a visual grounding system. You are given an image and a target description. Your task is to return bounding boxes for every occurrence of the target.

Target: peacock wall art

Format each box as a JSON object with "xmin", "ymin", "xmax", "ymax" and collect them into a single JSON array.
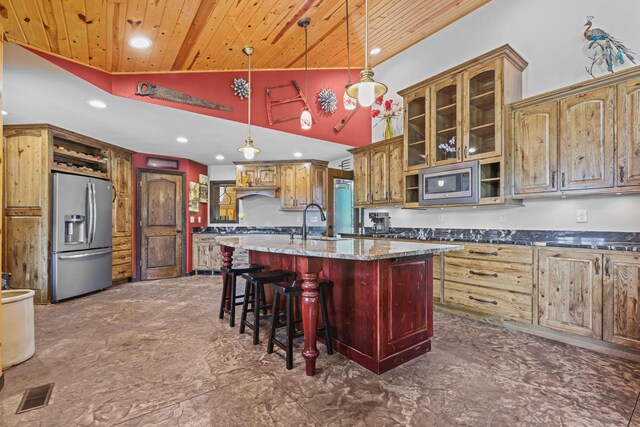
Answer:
[{"xmin": 584, "ymin": 16, "xmax": 636, "ymax": 78}]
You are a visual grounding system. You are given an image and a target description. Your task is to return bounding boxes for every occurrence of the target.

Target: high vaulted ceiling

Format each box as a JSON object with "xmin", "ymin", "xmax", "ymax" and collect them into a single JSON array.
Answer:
[{"xmin": 0, "ymin": 0, "xmax": 490, "ymax": 73}]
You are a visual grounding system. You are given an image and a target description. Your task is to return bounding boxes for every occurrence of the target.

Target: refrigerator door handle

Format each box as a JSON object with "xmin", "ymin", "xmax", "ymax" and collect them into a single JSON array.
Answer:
[
  {"xmin": 86, "ymin": 183, "xmax": 94, "ymax": 244},
  {"xmin": 59, "ymin": 249, "xmax": 112, "ymax": 260},
  {"xmin": 91, "ymin": 182, "xmax": 97, "ymax": 243}
]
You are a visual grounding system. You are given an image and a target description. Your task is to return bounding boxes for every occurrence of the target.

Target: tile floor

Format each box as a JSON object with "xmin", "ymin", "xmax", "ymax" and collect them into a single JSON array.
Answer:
[{"xmin": 0, "ymin": 275, "xmax": 639, "ymax": 426}]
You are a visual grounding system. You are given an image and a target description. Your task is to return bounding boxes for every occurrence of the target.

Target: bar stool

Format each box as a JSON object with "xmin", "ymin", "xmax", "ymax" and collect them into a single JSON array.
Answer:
[
  {"xmin": 240, "ymin": 270, "xmax": 294, "ymax": 344},
  {"xmin": 218, "ymin": 264, "xmax": 264, "ymax": 327},
  {"xmin": 267, "ymin": 279, "xmax": 334, "ymax": 370}
]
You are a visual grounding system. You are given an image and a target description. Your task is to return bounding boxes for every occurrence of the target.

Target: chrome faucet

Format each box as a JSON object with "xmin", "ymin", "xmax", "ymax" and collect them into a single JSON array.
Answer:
[{"xmin": 302, "ymin": 203, "xmax": 326, "ymax": 240}]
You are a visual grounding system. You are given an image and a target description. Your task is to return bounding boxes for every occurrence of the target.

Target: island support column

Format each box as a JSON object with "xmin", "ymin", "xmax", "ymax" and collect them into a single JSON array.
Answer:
[
  {"xmin": 298, "ymin": 256, "xmax": 324, "ymax": 376},
  {"xmin": 220, "ymin": 245, "xmax": 234, "ymax": 309}
]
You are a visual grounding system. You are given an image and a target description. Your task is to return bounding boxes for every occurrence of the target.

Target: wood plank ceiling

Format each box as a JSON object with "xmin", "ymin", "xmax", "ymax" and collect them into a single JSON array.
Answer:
[{"xmin": 0, "ymin": 0, "xmax": 490, "ymax": 73}]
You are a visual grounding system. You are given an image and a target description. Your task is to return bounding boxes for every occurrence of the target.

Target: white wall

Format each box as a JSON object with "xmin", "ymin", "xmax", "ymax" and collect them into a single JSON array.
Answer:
[{"xmin": 371, "ymin": 0, "xmax": 640, "ymax": 232}]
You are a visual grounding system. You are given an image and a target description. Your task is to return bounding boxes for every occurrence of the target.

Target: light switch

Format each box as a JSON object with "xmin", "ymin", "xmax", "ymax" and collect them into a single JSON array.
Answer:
[
  {"xmin": 190, "ymin": 216, "xmax": 195, "ymax": 224},
  {"xmin": 198, "ymin": 216, "xmax": 201, "ymax": 223},
  {"xmin": 576, "ymin": 209, "xmax": 588, "ymax": 223},
  {"xmin": 438, "ymin": 214, "xmax": 445, "ymax": 223}
]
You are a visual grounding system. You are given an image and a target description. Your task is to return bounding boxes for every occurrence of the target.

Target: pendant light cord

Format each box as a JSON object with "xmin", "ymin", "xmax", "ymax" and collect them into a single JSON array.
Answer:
[
  {"xmin": 247, "ymin": 51, "xmax": 251, "ymax": 138},
  {"xmin": 364, "ymin": 0, "xmax": 369, "ymax": 70},
  {"xmin": 304, "ymin": 25, "xmax": 309, "ymax": 99},
  {"xmin": 346, "ymin": 0, "xmax": 351, "ymax": 84}
]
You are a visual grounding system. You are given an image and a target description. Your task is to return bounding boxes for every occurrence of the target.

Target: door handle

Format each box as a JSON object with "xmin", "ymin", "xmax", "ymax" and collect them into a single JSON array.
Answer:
[
  {"xmin": 176, "ymin": 229, "xmax": 183, "ymax": 233},
  {"xmin": 620, "ymin": 166, "xmax": 625, "ymax": 183},
  {"xmin": 464, "ymin": 146, "xmax": 469, "ymax": 158},
  {"xmin": 604, "ymin": 257, "xmax": 611, "ymax": 277},
  {"xmin": 86, "ymin": 184, "xmax": 94, "ymax": 243},
  {"xmin": 551, "ymin": 171, "xmax": 556, "ymax": 189},
  {"xmin": 468, "ymin": 250, "xmax": 498, "ymax": 256},
  {"xmin": 91, "ymin": 183, "xmax": 97, "ymax": 243},
  {"xmin": 561, "ymin": 172, "xmax": 566, "ymax": 188},
  {"xmin": 469, "ymin": 270, "xmax": 499, "ymax": 278},
  {"xmin": 595, "ymin": 257, "xmax": 601, "ymax": 275},
  {"xmin": 59, "ymin": 249, "xmax": 112, "ymax": 260},
  {"xmin": 457, "ymin": 147, "xmax": 461, "ymax": 160}
]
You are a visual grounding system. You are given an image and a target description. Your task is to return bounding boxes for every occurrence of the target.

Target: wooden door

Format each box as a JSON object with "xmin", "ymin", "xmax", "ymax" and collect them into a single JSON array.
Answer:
[
  {"xmin": 140, "ymin": 172, "xmax": 184, "ymax": 280},
  {"xmin": 431, "ymin": 75, "xmax": 462, "ymax": 166},
  {"xmin": 280, "ymin": 164, "xmax": 296, "ymax": 209},
  {"xmin": 463, "ymin": 60, "xmax": 501, "ymax": 161},
  {"xmin": 616, "ymin": 78, "xmax": 640, "ymax": 187},
  {"xmin": 294, "ymin": 163, "xmax": 310, "ymax": 208},
  {"xmin": 353, "ymin": 152, "xmax": 370, "ymax": 206},
  {"xmin": 257, "ymin": 165, "xmax": 278, "ymax": 186},
  {"xmin": 513, "ymin": 102, "xmax": 559, "ymax": 194},
  {"xmin": 404, "ymin": 88, "xmax": 430, "ymax": 170},
  {"xmin": 559, "ymin": 87, "xmax": 615, "ymax": 190},
  {"xmin": 311, "ymin": 165, "xmax": 326, "ymax": 206},
  {"xmin": 538, "ymin": 249, "xmax": 603, "ymax": 339},
  {"xmin": 388, "ymin": 141, "xmax": 404, "ymax": 203},
  {"xmin": 603, "ymin": 253, "xmax": 640, "ymax": 350},
  {"xmin": 370, "ymin": 145, "xmax": 389, "ymax": 203}
]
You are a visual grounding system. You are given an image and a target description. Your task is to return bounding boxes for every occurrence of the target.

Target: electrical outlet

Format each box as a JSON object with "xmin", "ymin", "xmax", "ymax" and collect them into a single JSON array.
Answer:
[
  {"xmin": 438, "ymin": 214, "xmax": 445, "ymax": 223},
  {"xmin": 576, "ymin": 209, "xmax": 588, "ymax": 223},
  {"xmin": 198, "ymin": 216, "xmax": 201, "ymax": 223},
  {"xmin": 190, "ymin": 216, "xmax": 195, "ymax": 224},
  {"xmin": 499, "ymin": 213, "xmax": 507, "ymax": 223}
]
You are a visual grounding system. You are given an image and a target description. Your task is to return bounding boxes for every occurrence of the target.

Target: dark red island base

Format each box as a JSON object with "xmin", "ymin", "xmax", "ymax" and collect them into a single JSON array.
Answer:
[{"xmin": 218, "ymin": 236, "xmax": 461, "ymax": 376}]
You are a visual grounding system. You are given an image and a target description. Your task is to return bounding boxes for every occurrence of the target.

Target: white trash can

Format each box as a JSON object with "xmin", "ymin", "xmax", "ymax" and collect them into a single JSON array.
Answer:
[{"xmin": 2, "ymin": 289, "xmax": 36, "ymax": 369}]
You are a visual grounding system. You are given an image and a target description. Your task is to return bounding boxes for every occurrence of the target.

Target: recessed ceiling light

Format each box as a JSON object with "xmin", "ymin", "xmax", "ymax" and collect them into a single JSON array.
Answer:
[
  {"xmin": 369, "ymin": 47, "xmax": 381, "ymax": 55},
  {"xmin": 176, "ymin": 136, "xmax": 188, "ymax": 143},
  {"xmin": 293, "ymin": 152, "xmax": 303, "ymax": 158},
  {"xmin": 129, "ymin": 36, "xmax": 152, "ymax": 49},
  {"xmin": 88, "ymin": 99, "xmax": 107, "ymax": 109},
  {"xmin": 1, "ymin": 110, "xmax": 7, "ymax": 115},
  {"xmin": 215, "ymin": 154, "xmax": 225, "ymax": 160}
]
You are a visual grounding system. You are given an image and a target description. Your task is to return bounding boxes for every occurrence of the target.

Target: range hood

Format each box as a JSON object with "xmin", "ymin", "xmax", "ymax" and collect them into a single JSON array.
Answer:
[{"xmin": 232, "ymin": 186, "xmax": 279, "ymax": 199}]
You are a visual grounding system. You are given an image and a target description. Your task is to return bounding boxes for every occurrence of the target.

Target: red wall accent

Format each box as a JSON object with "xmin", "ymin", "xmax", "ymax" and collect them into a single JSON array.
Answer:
[
  {"xmin": 132, "ymin": 153, "xmax": 209, "ymax": 278},
  {"xmin": 32, "ymin": 49, "xmax": 371, "ymax": 147}
]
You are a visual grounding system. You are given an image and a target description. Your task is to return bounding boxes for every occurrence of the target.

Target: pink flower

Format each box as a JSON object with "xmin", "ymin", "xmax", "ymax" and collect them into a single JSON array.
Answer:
[
  {"xmin": 375, "ymin": 96, "xmax": 384, "ymax": 105},
  {"xmin": 384, "ymin": 99, "xmax": 393, "ymax": 111},
  {"xmin": 371, "ymin": 109, "xmax": 381, "ymax": 118}
]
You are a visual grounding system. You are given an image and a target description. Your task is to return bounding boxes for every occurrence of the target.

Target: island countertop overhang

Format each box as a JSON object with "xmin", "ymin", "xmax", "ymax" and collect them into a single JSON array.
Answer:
[{"xmin": 216, "ymin": 235, "xmax": 463, "ymax": 261}]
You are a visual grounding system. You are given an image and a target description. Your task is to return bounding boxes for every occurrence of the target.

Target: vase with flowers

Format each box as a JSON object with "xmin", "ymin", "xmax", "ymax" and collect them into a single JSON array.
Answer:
[{"xmin": 371, "ymin": 96, "xmax": 402, "ymax": 140}]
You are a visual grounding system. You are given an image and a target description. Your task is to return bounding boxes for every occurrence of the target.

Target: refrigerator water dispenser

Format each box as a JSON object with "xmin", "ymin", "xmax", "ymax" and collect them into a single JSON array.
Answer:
[{"xmin": 64, "ymin": 214, "xmax": 86, "ymax": 244}]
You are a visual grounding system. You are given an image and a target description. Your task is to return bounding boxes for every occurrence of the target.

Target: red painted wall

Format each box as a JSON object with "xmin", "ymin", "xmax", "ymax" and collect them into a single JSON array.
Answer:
[
  {"xmin": 132, "ymin": 153, "xmax": 208, "ymax": 278},
  {"xmin": 32, "ymin": 49, "xmax": 371, "ymax": 147}
]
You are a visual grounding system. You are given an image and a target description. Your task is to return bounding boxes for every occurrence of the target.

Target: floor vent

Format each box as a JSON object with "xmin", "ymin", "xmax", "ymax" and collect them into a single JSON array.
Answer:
[{"xmin": 16, "ymin": 383, "xmax": 54, "ymax": 414}]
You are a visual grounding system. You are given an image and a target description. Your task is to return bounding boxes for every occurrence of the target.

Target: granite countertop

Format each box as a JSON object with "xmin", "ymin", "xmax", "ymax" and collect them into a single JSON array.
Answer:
[{"xmin": 216, "ymin": 235, "xmax": 463, "ymax": 261}]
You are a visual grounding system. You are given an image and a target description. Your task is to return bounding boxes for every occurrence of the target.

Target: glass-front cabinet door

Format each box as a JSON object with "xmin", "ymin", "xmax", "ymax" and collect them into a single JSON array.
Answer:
[
  {"xmin": 463, "ymin": 61, "xmax": 501, "ymax": 160},
  {"xmin": 404, "ymin": 88, "xmax": 429, "ymax": 170},
  {"xmin": 431, "ymin": 75, "xmax": 462, "ymax": 166}
]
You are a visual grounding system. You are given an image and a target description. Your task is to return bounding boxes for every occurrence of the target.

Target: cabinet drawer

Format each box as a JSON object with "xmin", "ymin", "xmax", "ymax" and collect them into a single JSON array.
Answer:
[
  {"xmin": 113, "ymin": 237, "xmax": 132, "ymax": 251},
  {"xmin": 112, "ymin": 249, "xmax": 132, "ymax": 266},
  {"xmin": 112, "ymin": 263, "xmax": 132, "ymax": 280},
  {"xmin": 193, "ymin": 233, "xmax": 218, "ymax": 243},
  {"xmin": 444, "ymin": 257, "xmax": 533, "ymax": 294},
  {"xmin": 444, "ymin": 281, "xmax": 532, "ymax": 323},
  {"xmin": 433, "ymin": 254, "xmax": 441, "ymax": 279},
  {"xmin": 447, "ymin": 242, "xmax": 533, "ymax": 264}
]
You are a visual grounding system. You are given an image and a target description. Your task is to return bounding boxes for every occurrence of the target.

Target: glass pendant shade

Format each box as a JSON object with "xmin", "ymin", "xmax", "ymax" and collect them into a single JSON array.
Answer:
[
  {"xmin": 238, "ymin": 137, "xmax": 259, "ymax": 160},
  {"xmin": 343, "ymin": 87, "xmax": 357, "ymax": 110},
  {"xmin": 300, "ymin": 108, "xmax": 312, "ymax": 130},
  {"xmin": 238, "ymin": 46, "xmax": 259, "ymax": 159},
  {"xmin": 357, "ymin": 81, "xmax": 375, "ymax": 107}
]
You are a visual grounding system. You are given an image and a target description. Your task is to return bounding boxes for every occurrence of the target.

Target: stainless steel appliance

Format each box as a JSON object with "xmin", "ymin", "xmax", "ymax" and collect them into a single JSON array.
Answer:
[
  {"xmin": 51, "ymin": 173, "xmax": 113, "ymax": 302},
  {"xmin": 419, "ymin": 161, "xmax": 480, "ymax": 206},
  {"xmin": 369, "ymin": 212, "xmax": 390, "ymax": 234}
]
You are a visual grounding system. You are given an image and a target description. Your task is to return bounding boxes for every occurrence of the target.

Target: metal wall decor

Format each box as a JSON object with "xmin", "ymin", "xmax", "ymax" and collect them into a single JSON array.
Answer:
[
  {"xmin": 317, "ymin": 87, "xmax": 338, "ymax": 113},
  {"xmin": 135, "ymin": 82, "xmax": 233, "ymax": 112},
  {"xmin": 584, "ymin": 16, "xmax": 636, "ymax": 78},
  {"xmin": 231, "ymin": 77, "xmax": 250, "ymax": 99}
]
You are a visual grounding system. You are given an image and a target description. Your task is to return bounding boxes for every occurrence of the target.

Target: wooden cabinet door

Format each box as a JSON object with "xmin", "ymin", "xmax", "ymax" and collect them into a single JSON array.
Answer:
[
  {"xmin": 280, "ymin": 164, "xmax": 296, "ymax": 209},
  {"xmin": 370, "ymin": 145, "xmax": 389, "ymax": 203},
  {"xmin": 538, "ymin": 249, "xmax": 603, "ymax": 339},
  {"xmin": 353, "ymin": 152, "xmax": 370, "ymax": 206},
  {"xmin": 311, "ymin": 165, "xmax": 326, "ymax": 206},
  {"xmin": 236, "ymin": 165, "xmax": 258, "ymax": 186},
  {"xmin": 110, "ymin": 150, "xmax": 132, "ymax": 237},
  {"xmin": 257, "ymin": 165, "xmax": 278, "ymax": 186},
  {"xmin": 463, "ymin": 60, "xmax": 501, "ymax": 161},
  {"xmin": 559, "ymin": 87, "xmax": 615, "ymax": 190},
  {"xmin": 404, "ymin": 88, "xmax": 430, "ymax": 170},
  {"xmin": 616, "ymin": 78, "xmax": 640, "ymax": 187},
  {"xmin": 431, "ymin": 75, "xmax": 462, "ymax": 167},
  {"xmin": 192, "ymin": 241, "xmax": 212, "ymax": 270},
  {"xmin": 513, "ymin": 102, "xmax": 559, "ymax": 194},
  {"xmin": 294, "ymin": 163, "xmax": 310, "ymax": 207},
  {"xmin": 388, "ymin": 141, "xmax": 404, "ymax": 203},
  {"xmin": 603, "ymin": 253, "xmax": 640, "ymax": 350}
]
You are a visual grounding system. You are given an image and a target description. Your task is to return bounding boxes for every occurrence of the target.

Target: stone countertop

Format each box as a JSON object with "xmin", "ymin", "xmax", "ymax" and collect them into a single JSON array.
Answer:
[{"xmin": 216, "ymin": 235, "xmax": 463, "ymax": 261}]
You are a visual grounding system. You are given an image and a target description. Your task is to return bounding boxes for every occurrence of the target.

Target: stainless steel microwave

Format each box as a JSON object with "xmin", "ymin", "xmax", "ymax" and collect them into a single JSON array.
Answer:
[{"xmin": 419, "ymin": 161, "xmax": 479, "ymax": 206}]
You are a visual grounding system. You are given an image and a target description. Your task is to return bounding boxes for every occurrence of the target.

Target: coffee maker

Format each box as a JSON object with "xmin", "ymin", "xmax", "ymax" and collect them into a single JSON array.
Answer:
[{"xmin": 369, "ymin": 212, "xmax": 390, "ymax": 234}]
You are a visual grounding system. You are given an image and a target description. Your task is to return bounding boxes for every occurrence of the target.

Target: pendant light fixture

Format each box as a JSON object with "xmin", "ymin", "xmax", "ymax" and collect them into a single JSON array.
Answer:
[
  {"xmin": 346, "ymin": 0, "xmax": 387, "ymax": 107},
  {"xmin": 298, "ymin": 17, "xmax": 312, "ymax": 130},
  {"xmin": 238, "ymin": 46, "xmax": 260, "ymax": 160},
  {"xmin": 343, "ymin": 0, "xmax": 357, "ymax": 111}
]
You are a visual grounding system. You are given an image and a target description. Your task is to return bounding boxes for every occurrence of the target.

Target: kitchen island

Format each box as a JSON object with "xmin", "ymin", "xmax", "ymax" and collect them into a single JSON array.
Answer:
[{"xmin": 217, "ymin": 235, "xmax": 462, "ymax": 376}]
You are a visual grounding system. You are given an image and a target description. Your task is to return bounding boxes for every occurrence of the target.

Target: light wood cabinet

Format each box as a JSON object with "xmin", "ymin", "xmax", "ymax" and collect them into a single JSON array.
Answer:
[
  {"xmin": 404, "ymin": 88, "xmax": 429, "ymax": 171},
  {"xmin": 110, "ymin": 148, "xmax": 134, "ymax": 282},
  {"xmin": 349, "ymin": 136, "xmax": 404, "ymax": 207},
  {"xmin": 513, "ymin": 102, "xmax": 559, "ymax": 194},
  {"xmin": 559, "ymin": 87, "xmax": 615, "ymax": 191},
  {"xmin": 538, "ymin": 249, "xmax": 603, "ymax": 339},
  {"xmin": 431, "ymin": 75, "xmax": 462, "ymax": 167},
  {"xmin": 616, "ymin": 77, "xmax": 640, "ymax": 187},
  {"xmin": 235, "ymin": 164, "xmax": 279, "ymax": 187},
  {"xmin": 603, "ymin": 253, "xmax": 640, "ymax": 350},
  {"xmin": 279, "ymin": 161, "xmax": 327, "ymax": 210},
  {"xmin": 192, "ymin": 234, "xmax": 248, "ymax": 273}
]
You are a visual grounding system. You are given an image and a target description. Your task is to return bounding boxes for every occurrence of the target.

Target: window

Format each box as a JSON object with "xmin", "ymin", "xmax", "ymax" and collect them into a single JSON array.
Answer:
[{"xmin": 209, "ymin": 180, "xmax": 238, "ymax": 223}]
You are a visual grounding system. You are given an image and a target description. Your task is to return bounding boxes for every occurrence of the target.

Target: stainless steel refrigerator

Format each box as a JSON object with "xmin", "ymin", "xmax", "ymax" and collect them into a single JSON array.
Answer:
[{"xmin": 51, "ymin": 173, "xmax": 113, "ymax": 302}]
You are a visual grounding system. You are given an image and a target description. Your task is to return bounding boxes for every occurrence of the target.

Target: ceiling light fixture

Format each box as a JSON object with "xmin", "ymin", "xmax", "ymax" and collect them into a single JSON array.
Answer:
[
  {"xmin": 346, "ymin": 0, "xmax": 388, "ymax": 107},
  {"xmin": 299, "ymin": 17, "xmax": 312, "ymax": 130},
  {"xmin": 293, "ymin": 152, "xmax": 303, "ymax": 158},
  {"xmin": 88, "ymin": 99, "xmax": 107, "ymax": 109},
  {"xmin": 215, "ymin": 154, "xmax": 225, "ymax": 160},
  {"xmin": 176, "ymin": 136, "xmax": 188, "ymax": 143},
  {"xmin": 343, "ymin": 0, "xmax": 357, "ymax": 111},
  {"xmin": 369, "ymin": 47, "xmax": 381, "ymax": 55},
  {"xmin": 128, "ymin": 36, "xmax": 152, "ymax": 49},
  {"xmin": 1, "ymin": 110, "xmax": 7, "ymax": 115},
  {"xmin": 238, "ymin": 46, "xmax": 260, "ymax": 160}
]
